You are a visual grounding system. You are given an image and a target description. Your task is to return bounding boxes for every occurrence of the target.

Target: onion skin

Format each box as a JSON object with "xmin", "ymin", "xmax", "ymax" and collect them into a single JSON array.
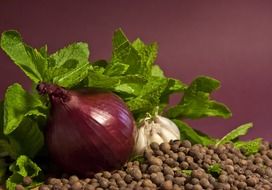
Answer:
[{"xmin": 37, "ymin": 83, "xmax": 136, "ymax": 176}]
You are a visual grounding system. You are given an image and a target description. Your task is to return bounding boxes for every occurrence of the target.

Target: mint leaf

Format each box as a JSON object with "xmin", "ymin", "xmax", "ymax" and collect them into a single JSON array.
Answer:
[
  {"xmin": 0, "ymin": 158, "xmax": 8, "ymax": 183},
  {"xmin": 234, "ymin": 138, "xmax": 262, "ymax": 156},
  {"xmin": 6, "ymin": 155, "xmax": 41, "ymax": 190},
  {"xmin": 167, "ymin": 76, "xmax": 231, "ymax": 119},
  {"xmin": 3, "ymin": 83, "xmax": 47, "ymax": 135},
  {"xmin": 172, "ymin": 119, "xmax": 216, "ymax": 146},
  {"xmin": 208, "ymin": 163, "xmax": 222, "ymax": 177},
  {"xmin": 50, "ymin": 42, "xmax": 89, "ymax": 68},
  {"xmin": 126, "ymin": 76, "xmax": 168, "ymax": 115},
  {"xmin": 104, "ymin": 63, "xmax": 129, "ymax": 76},
  {"xmin": 180, "ymin": 170, "xmax": 192, "ymax": 176},
  {"xmin": 111, "ymin": 29, "xmax": 141, "ymax": 75},
  {"xmin": 111, "ymin": 29, "xmax": 158, "ymax": 77},
  {"xmin": 8, "ymin": 118, "xmax": 44, "ymax": 158},
  {"xmin": 0, "ymin": 101, "xmax": 4, "ymax": 137},
  {"xmin": 49, "ymin": 42, "xmax": 90, "ymax": 88},
  {"xmin": 132, "ymin": 38, "xmax": 158, "ymax": 76},
  {"xmin": 0, "ymin": 139, "xmax": 17, "ymax": 159},
  {"xmin": 151, "ymin": 65, "xmax": 164, "ymax": 77},
  {"xmin": 88, "ymin": 71, "xmax": 146, "ymax": 96},
  {"xmin": 0, "ymin": 31, "xmax": 45, "ymax": 83},
  {"xmin": 216, "ymin": 123, "xmax": 253, "ymax": 146}
]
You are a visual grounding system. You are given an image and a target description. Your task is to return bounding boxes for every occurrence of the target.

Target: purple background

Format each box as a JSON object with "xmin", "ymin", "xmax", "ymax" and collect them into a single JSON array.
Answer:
[{"xmin": 0, "ymin": 0, "xmax": 272, "ymax": 140}]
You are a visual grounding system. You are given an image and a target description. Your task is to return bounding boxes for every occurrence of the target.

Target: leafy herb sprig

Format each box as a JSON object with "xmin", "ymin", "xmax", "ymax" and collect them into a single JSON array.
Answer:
[{"xmin": 0, "ymin": 29, "xmax": 260, "ymax": 189}]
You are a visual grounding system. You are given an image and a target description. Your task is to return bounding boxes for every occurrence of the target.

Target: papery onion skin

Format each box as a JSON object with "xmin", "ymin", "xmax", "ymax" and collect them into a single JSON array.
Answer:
[{"xmin": 37, "ymin": 83, "xmax": 136, "ymax": 176}]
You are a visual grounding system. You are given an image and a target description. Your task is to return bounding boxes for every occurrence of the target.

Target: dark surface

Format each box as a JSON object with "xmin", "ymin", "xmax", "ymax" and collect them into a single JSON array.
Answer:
[{"xmin": 0, "ymin": 0, "xmax": 272, "ymax": 140}]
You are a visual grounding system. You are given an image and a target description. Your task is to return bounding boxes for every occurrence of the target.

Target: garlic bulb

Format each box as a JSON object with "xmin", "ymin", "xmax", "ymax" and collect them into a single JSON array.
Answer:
[{"xmin": 134, "ymin": 115, "xmax": 180, "ymax": 155}]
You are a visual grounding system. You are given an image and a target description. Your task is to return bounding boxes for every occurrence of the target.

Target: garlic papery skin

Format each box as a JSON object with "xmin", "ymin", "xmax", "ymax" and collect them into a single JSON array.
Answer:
[
  {"xmin": 134, "ymin": 116, "xmax": 180, "ymax": 155},
  {"xmin": 154, "ymin": 115, "xmax": 180, "ymax": 137}
]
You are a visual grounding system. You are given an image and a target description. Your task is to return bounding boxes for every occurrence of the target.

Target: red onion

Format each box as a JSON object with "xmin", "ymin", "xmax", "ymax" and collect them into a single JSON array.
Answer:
[{"xmin": 37, "ymin": 83, "xmax": 136, "ymax": 176}]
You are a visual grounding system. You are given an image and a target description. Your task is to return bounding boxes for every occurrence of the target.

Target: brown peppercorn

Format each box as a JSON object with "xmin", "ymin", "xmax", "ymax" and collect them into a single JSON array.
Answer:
[
  {"xmin": 112, "ymin": 173, "xmax": 121, "ymax": 180},
  {"xmin": 267, "ymin": 150, "xmax": 272, "ymax": 159},
  {"xmin": 102, "ymin": 171, "xmax": 111, "ymax": 179},
  {"xmin": 39, "ymin": 185, "xmax": 50, "ymax": 190},
  {"xmin": 265, "ymin": 167, "xmax": 272, "ymax": 177},
  {"xmin": 164, "ymin": 175, "xmax": 173, "ymax": 182},
  {"xmin": 160, "ymin": 180, "xmax": 173, "ymax": 190},
  {"xmin": 15, "ymin": 185, "xmax": 25, "ymax": 190},
  {"xmin": 48, "ymin": 178, "xmax": 62, "ymax": 185},
  {"xmin": 150, "ymin": 142, "xmax": 160, "ymax": 151},
  {"xmin": 71, "ymin": 181, "xmax": 82, "ymax": 190},
  {"xmin": 169, "ymin": 151, "xmax": 179, "ymax": 160},
  {"xmin": 224, "ymin": 165, "xmax": 235, "ymax": 174},
  {"xmin": 191, "ymin": 178, "xmax": 199, "ymax": 185},
  {"xmin": 185, "ymin": 183, "xmax": 193, "ymax": 190},
  {"xmin": 22, "ymin": 176, "xmax": 32, "ymax": 186},
  {"xmin": 199, "ymin": 178, "xmax": 210, "ymax": 188},
  {"xmin": 142, "ymin": 179, "xmax": 154, "ymax": 188},
  {"xmin": 218, "ymin": 174, "xmax": 228, "ymax": 183},
  {"xmin": 178, "ymin": 152, "xmax": 186, "ymax": 162},
  {"xmin": 181, "ymin": 140, "xmax": 192, "ymax": 148},
  {"xmin": 99, "ymin": 178, "xmax": 109, "ymax": 188},
  {"xmin": 154, "ymin": 150, "xmax": 164, "ymax": 156},
  {"xmin": 150, "ymin": 172, "xmax": 164, "ymax": 186},
  {"xmin": 173, "ymin": 177, "xmax": 186, "ymax": 186},
  {"xmin": 144, "ymin": 149, "xmax": 154, "ymax": 159},
  {"xmin": 165, "ymin": 158, "xmax": 178, "ymax": 167},
  {"xmin": 148, "ymin": 156, "xmax": 163, "ymax": 166},
  {"xmin": 171, "ymin": 143, "xmax": 180, "ymax": 153},
  {"xmin": 163, "ymin": 165, "xmax": 174, "ymax": 176},
  {"xmin": 148, "ymin": 165, "xmax": 161, "ymax": 173},
  {"xmin": 192, "ymin": 169, "xmax": 205, "ymax": 179},
  {"xmin": 160, "ymin": 142, "xmax": 171, "ymax": 153},
  {"xmin": 180, "ymin": 161, "xmax": 189, "ymax": 169},
  {"xmin": 189, "ymin": 162, "xmax": 199, "ymax": 170},
  {"xmin": 246, "ymin": 176, "xmax": 259, "ymax": 187},
  {"xmin": 124, "ymin": 174, "xmax": 133, "ymax": 183},
  {"xmin": 129, "ymin": 168, "xmax": 142, "ymax": 181},
  {"xmin": 192, "ymin": 184, "xmax": 203, "ymax": 190},
  {"xmin": 237, "ymin": 181, "xmax": 247, "ymax": 189}
]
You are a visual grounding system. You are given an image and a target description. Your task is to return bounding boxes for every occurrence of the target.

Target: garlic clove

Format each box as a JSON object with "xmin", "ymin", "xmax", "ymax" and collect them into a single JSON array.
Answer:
[
  {"xmin": 159, "ymin": 127, "xmax": 180, "ymax": 142},
  {"xmin": 149, "ymin": 132, "xmax": 164, "ymax": 145},
  {"xmin": 155, "ymin": 115, "xmax": 180, "ymax": 138},
  {"xmin": 134, "ymin": 126, "xmax": 148, "ymax": 154}
]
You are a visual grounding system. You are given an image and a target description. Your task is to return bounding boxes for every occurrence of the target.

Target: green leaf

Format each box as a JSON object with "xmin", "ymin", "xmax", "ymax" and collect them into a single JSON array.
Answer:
[
  {"xmin": 111, "ymin": 29, "xmax": 140, "ymax": 75},
  {"xmin": 151, "ymin": 65, "xmax": 164, "ymax": 77},
  {"xmin": 3, "ymin": 83, "xmax": 47, "ymax": 135},
  {"xmin": 167, "ymin": 76, "xmax": 231, "ymax": 119},
  {"xmin": 0, "ymin": 158, "xmax": 8, "ymax": 183},
  {"xmin": 216, "ymin": 123, "xmax": 253, "ymax": 146},
  {"xmin": 234, "ymin": 138, "xmax": 262, "ymax": 156},
  {"xmin": 0, "ymin": 30, "xmax": 44, "ymax": 83},
  {"xmin": 49, "ymin": 42, "xmax": 90, "ymax": 88},
  {"xmin": 0, "ymin": 139, "xmax": 17, "ymax": 159},
  {"xmin": 88, "ymin": 71, "xmax": 119, "ymax": 90},
  {"xmin": 129, "ymin": 155, "xmax": 145, "ymax": 164},
  {"xmin": 172, "ymin": 119, "xmax": 215, "ymax": 146},
  {"xmin": 0, "ymin": 101, "xmax": 4, "ymax": 137},
  {"xmin": 126, "ymin": 76, "xmax": 168, "ymax": 115},
  {"xmin": 88, "ymin": 71, "xmax": 146, "ymax": 96},
  {"xmin": 207, "ymin": 163, "xmax": 222, "ymax": 177},
  {"xmin": 111, "ymin": 29, "xmax": 157, "ymax": 77},
  {"xmin": 179, "ymin": 170, "xmax": 192, "ymax": 176},
  {"xmin": 50, "ymin": 42, "xmax": 89, "ymax": 68},
  {"xmin": 52, "ymin": 62, "xmax": 91, "ymax": 88},
  {"xmin": 132, "ymin": 38, "xmax": 158, "ymax": 76},
  {"xmin": 104, "ymin": 63, "xmax": 129, "ymax": 76},
  {"xmin": 8, "ymin": 118, "xmax": 44, "ymax": 158},
  {"xmin": 6, "ymin": 155, "xmax": 41, "ymax": 190}
]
